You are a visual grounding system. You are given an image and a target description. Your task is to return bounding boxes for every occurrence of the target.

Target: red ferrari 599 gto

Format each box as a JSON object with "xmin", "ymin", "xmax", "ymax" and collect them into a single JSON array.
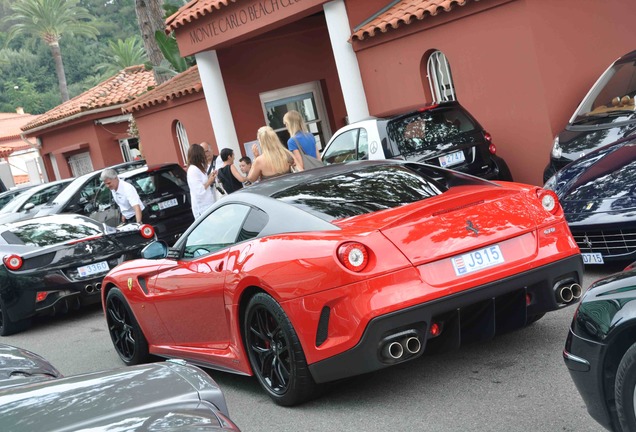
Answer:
[{"xmin": 102, "ymin": 160, "xmax": 583, "ymax": 406}]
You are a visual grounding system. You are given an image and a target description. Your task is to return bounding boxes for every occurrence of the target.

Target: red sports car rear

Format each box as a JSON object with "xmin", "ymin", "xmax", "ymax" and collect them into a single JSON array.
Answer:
[{"xmin": 102, "ymin": 161, "xmax": 582, "ymax": 406}]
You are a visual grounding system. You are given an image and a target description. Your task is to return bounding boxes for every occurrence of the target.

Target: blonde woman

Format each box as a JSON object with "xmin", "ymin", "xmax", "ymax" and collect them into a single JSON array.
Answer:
[
  {"xmin": 247, "ymin": 126, "xmax": 297, "ymax": 183},
  {"xmin": 283, "ymin": 110, "xmax": 319, "ymax": 170}
]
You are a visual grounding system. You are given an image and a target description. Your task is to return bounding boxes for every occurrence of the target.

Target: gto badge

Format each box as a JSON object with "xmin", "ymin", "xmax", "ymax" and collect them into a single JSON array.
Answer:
[
  {"xmin": 85, "ymin": 244, "xmax": 93, "ymax": 254},
  {"xmin": 370, "ymin": 141, "xmax": 378, "ymax": 154},
  {"xmin": 466, "ymin": 220, "xmax": 479, "ymax": 236},
  {"xmin": 127, "ymin": 278, "xmax": 133, "ymax": 291}
]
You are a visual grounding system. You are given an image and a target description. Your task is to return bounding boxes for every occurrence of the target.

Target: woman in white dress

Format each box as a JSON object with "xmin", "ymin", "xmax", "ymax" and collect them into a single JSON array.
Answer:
[{"xmin": 186, "ymin": 144, "xmax": 217, "ymax": 218}]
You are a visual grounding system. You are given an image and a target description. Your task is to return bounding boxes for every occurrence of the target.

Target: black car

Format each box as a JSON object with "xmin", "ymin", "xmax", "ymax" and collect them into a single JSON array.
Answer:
[
  {"xmin": 544, "ymin": 49, "xmax": 636, "ymax": 183},
  {"xmin": 34, "ymin": 160, "xmax": 146, "ymax": 221},
  {"xmin": 0, "ymin": 214, "xmax": 156, "ymax": 335},
  {"xmin": 564, "ymin": 264, "xmax": 636, "ymax": 431},
  {"xmin": 544, "ymin": 134, "xmax": 636, "ymax": 265},
  {"xmin": 0, "ymin": 343, "xmax": 241, "ymax": 431},
  {"xmin": 321, "ymin": 101, "xmax": 513, "ymax": 181},
  {"xmin": 88, "ymin": 163, "xmax": 194, "ymax": 245}
]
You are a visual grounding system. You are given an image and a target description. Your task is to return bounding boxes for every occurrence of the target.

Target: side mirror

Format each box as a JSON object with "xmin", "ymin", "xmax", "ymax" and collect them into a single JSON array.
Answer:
[
  {"xmin": 23, "ymin": 203, "xmax": 35, "ymax": 212},
  {"xmin": 141, "ymin": 241, "xmax": 168, "ymax": 260},
  {"xmin": 84, "ymin": 203, "xmax": 95, "ymax": 213}
]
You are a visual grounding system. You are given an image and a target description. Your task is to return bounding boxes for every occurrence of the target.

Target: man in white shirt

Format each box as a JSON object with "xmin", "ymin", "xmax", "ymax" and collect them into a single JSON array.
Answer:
[{"xmin": 100, "ymin": 168, "xmax": 146, "ymax": 224}]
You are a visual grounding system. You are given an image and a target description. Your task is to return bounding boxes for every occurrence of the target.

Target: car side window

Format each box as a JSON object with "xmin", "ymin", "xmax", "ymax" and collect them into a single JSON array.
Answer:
[
  {"xmin": 24, "ymin": 184, "xmax": 66, "ymax": 208},
  {"xmin": 183, "ymin": 204, "xmax": 251, "ymax": 258},
  {"xmin": 323, "ymin": 130, "xmax": 359, "ymax": 164},
  {"xmin": 357, "ymin": 128, "xmax": 369, "ymax": 160},
  {"xmin": 95, "ymin": 184, "xmax": 113, "ymax": 209}
]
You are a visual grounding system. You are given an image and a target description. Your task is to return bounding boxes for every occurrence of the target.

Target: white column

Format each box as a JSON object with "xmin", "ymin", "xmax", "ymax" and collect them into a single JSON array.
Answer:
[
  {"xmin": 195, "ymin": 50, "xmax": 242, "ymax": 157},
  {"xmin": 323, "ymin": 0, "xmax": 369, "ymax": 123}
]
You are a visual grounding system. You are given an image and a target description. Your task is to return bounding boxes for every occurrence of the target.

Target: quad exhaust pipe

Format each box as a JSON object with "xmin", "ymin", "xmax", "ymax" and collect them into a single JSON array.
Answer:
[
  {"xmin": 380, "ymin": 332, "xmax": 422, "ymax": 360},
  {"xmin": 84, "ymin": 283, "xmax": 102, "ymax": 294},
  {"xmin": 555, "ymin": 282, "xmax": 583, "ymax": 304}
]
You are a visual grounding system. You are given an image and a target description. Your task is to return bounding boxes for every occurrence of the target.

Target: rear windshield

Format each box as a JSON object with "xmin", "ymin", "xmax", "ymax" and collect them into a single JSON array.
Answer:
[
  {"xmin": 2, "ymin": 217, "xmax": 103, "ymax": 246},
  {"xmin": 128, "ymin": 166, "xmax": 189, "ymax": 196},
  {"xmin": 271, "ymin": 165, "xmax": 444, "ymax": 220},
  {"xmin": 386, "ymin": 106, "xmax": 478, "ymax": 155}
]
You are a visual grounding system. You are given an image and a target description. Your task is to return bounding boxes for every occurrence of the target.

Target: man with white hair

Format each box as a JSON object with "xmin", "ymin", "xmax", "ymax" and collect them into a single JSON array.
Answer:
[{"xmin": 100, "ymin": 168, "xmax": 146, "ymax": 224}]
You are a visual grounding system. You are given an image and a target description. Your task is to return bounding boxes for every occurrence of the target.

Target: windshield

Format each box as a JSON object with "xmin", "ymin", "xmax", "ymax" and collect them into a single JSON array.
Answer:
[
  {"xmin": 271, "ymin": 164, "xmax": 444, "ymax": 221},
  {"xmin": 572, "ymin": 59, "xmax": 636, "ymax": 125}
]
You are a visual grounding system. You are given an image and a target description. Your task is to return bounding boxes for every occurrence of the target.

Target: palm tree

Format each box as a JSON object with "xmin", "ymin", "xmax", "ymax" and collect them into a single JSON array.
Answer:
[
  {"xmin": 96, "ymin": 36, "xmax": 148, "ymax": 77},
  {"xmin": 134, "ymin": 0, "xmax": 170, "ymax": 84},
  {"xmin": 3, "ymin": 0, "xmax": 99, "ymax": 102}
]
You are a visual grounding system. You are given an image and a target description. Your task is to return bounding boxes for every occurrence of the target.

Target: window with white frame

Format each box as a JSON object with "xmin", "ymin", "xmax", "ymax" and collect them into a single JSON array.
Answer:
[
  {"xmin": 176, "ymin": 121, "xmax": 190, "ymax": 163},
  {"xmin": 427, "ymin": 51, "xmax": 456, "ymax": 103}
]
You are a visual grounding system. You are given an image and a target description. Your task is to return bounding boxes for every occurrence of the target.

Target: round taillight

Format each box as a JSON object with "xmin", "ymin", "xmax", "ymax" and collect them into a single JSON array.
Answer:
[
  {"xmin": 4, "ymin": 254, "xmax": 23, "ymax": 271},
  {"xmin": 484, "ymin": 132, "xmax": 492, "ymax": 142},
  {"xmin": 337, "ymin": 242, "xmax": 369, "ymax": 272},
  {"xmin": 537, "ymin": 189, "xmax": 559, "ymax": 214},
  {"xmin": 139, "ymin": 224, "xmax": 155, "ymax": 239},
  {"xmin": 488, "ymin": 143, "xmax": 497, "ymax": 155}
]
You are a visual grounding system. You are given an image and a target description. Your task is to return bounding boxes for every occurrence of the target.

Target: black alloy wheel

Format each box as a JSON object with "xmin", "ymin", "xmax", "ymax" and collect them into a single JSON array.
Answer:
[
  {"xmin": 616, "ymin": 342, "xmax": 636, "ymax": 431},
  {"xmin": 106, "ymin": 288, "xmax": 149, "ymax": 365},
  {"xmin": 244, "ymin": 293, "xmax": 317, "ymax": 406}
]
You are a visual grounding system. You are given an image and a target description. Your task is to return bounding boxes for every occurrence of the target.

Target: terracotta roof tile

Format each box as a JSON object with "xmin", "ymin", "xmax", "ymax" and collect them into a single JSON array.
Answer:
[
  {"xmin": 0, "ymin": 112, "xmax": 39, "ymax": 156},
  {"xmin": 352, "ymin": 0, "xmax": 477, "ymax": 41},
  {"xmin": 22, "ymin": 66, "xmax": 156, "ymax": 132},
  {"xmin": 123, "ymin": 65, "xmax": 203, "ymax": 113},
  {"xmin": 166, "ymin": 0, "xmax": 237, "ymax": 33}
]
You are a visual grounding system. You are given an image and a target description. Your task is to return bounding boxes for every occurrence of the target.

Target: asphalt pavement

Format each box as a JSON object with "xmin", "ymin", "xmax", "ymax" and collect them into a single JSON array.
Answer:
[{"xmin": 4, "ymin": 263, "xmax": 620, "ymax": 432}]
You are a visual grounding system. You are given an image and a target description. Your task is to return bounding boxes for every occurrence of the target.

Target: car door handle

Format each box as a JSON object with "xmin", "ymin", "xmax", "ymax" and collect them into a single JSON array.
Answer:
[{"xmin": 214, "ymin": 262, "xmax": 224, "ymax": 272}]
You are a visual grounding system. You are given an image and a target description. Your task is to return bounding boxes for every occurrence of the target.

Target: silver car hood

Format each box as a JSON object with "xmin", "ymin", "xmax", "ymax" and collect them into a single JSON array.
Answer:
[{"xmin": 0, "ymin": 362, "xmax": 239, "ymax": 431}]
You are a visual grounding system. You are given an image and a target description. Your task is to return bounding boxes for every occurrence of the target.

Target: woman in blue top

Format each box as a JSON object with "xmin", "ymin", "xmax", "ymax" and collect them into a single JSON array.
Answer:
[{"xmin": 283, "ymin": 110, "xmax": 319, "ymax": 171}]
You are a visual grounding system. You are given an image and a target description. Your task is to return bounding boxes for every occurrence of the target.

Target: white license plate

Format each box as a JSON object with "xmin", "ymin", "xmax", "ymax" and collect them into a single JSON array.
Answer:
[
  {"xmin": 439, "ymin": 150, "xmax": 465, "ymax": 168},
  {"xmin": 452, "ymin": 245, "xmax": 505, "ymax": 276},
  {"xmin": 158, "ymin": 198, "xmax": 178, "ymax": 210},
  {"xmin": 582, "ymin": 252, "xmax": 604, "ymax": 264},
  {"xmin": 77, "ymin": 261, "xmax": 109, "ymax": 278}
]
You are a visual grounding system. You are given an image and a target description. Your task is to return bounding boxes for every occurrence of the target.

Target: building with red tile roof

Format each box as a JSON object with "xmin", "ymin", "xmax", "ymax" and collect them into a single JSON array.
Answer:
[
  {"xmin": 21, "ymin": 66, "xmax": 156, "ymax": 180},
  {"xmin": 149, "ymin": 0, "xmax": 636, "ymax": 185},
  {"xmin": 121, "ymin": 65, "xmax": 216, "ymax": 166},
  {"xmin": 0, "ymin": 112, "xmax": 38, "ymax": 159}
]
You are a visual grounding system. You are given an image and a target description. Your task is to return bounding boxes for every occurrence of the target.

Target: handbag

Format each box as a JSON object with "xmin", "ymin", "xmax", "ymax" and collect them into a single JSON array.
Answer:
[{"xmin": 292, "ymin": 136, "xmax": 324, "ymax": 170}]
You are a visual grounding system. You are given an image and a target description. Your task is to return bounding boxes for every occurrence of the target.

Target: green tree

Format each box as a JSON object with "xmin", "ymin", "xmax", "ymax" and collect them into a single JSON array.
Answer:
[
  {"xmin": 3, "ymin": 0, "xmax": 99, "ymax": 102},
  {"xmin": 96, "ymin": 36, "xmax": 148, "ymax": 77}
]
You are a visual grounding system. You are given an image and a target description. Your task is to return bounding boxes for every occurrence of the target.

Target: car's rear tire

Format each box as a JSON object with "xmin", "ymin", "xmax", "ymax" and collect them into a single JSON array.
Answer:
[
  {"xmin": 105, "ymin": 288, "xmax": 149, "ymax": 365},
  {"xmin": 0, "ymin": 297, "xmax": 30, "ymax": 336},
  {"xmin": 244, "ymin": 293, "xmax": 318, "ymax": 406},
  {"xmin": 615, "ymin": 342, "xmax": 636, "ymax": 430}
]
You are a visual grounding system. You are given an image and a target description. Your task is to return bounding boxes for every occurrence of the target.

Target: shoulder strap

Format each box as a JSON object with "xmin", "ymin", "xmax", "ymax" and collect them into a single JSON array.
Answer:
[{"xmin": 292, "ymin": 136, "xmax": 306, "ymax": 156}]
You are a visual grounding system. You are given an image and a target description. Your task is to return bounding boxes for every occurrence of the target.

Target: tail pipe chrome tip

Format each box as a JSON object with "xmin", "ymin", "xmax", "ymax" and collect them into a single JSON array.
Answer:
[
  {"xmin": 95, "ymin": 282, "xmax": 102, "ymax": 291},
  {"xmin": 404, "ymin": 336, "xmax": 422, "ymax": 355},
  {"xmin": 85, "ymin": 284, "xmax": 95, "ymax": 294},
  {"xmin": 383, "ymin": 341, "xmax": 404, "ymax": 360},
  {"xmin": 570, "ymin": 283, "xmax": 582, "ymax": 300}
]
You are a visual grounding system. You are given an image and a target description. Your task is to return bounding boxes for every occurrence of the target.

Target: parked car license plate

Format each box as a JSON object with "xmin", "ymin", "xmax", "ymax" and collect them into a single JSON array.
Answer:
[
  {"xmin": 77, "ymin": 261, "xmax": 109, "ymax": 278},
  {"xmin": 439, "ymin": 150, "xmax": 465, "ymax": 168},
  {"xmin": 158, "ymin": 198, "xmax": 178, "ymax": 210},
  {"xmin": 582, "ymin": 252, "xmax": 604, "ymax": 264},
  {"xmin": 451, "ymin": 245, "xmax": 504, "ymax": 276}
]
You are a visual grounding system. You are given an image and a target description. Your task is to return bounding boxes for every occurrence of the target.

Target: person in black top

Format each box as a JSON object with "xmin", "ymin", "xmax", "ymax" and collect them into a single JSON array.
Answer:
[{"xmin": 217, "ymin": 148, "xmax": 245, "ymax": 194}]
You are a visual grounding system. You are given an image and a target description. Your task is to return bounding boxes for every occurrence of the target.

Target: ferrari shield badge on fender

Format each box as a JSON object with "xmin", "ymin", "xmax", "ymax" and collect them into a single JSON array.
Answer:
[
  {"xmin": 466, "ymin": 220, "xmax": 479, "ymax": 236},
  {"xmin": 127, "ymin": 278, "xmax": 133, "ymax": 291}
]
